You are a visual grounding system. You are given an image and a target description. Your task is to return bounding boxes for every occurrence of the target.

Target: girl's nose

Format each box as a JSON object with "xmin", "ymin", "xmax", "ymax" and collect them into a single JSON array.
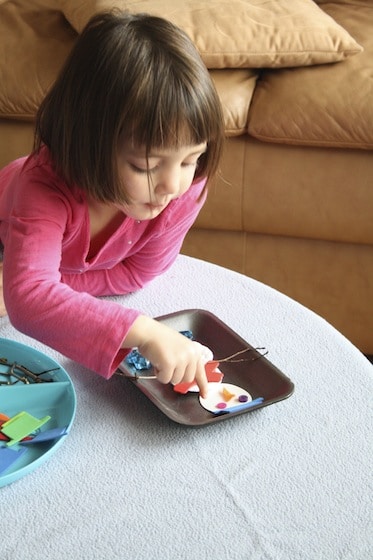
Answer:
[{"xmin": 156, "ymin": 167, "xmax": 180, "ymax": 196}]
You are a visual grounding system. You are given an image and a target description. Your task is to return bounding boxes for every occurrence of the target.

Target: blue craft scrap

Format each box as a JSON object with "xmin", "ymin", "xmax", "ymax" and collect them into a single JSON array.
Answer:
[
  {"xmin": 125, "ymin": 349, "xmax": 152, "ymax": 371},
  {"xmin": 0, "ymin": 447, "xmax": 28, "ymax": 475},
  {"xmin": 125, "ymin": 330, "xmax": 194, "ymax": 372},
  {"xmin": 214, "ymin": 397, "xmax": 265, "ymax": 415},
  {"xmin": 21, "ymin": 426, "xmax": 68, "ymax": 444}
]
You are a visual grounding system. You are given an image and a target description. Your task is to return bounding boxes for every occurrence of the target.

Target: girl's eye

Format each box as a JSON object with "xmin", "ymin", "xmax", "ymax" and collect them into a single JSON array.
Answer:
[
  {"xmin": 129, "ymin": 157, "xmax": 201, "ymax": 174},
  {"xmin": 130, "ymin": 164, "xmax": 157, "ymax": 174},
  {"xmin": 182, "ymin": 160, "xmax": 199, "ymax": 168}
]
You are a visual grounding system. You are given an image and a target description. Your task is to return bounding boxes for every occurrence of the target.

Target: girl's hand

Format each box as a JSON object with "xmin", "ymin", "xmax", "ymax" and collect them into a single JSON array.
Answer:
[{"xmin": 122, "ymin": 315, "xmax": 212, "ymax": 398}]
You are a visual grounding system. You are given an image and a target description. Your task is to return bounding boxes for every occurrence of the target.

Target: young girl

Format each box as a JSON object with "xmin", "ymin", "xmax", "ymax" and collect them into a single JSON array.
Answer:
[{"xmin": 0, "ymin": 11, "xmax": 224, "ymax": 397}]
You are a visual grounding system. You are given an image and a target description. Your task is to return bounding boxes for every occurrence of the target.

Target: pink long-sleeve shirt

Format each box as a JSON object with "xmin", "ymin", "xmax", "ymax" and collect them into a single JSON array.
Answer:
[{"xmin": 0, "ymin": 147, "xmax": 206, "ymax": 377}]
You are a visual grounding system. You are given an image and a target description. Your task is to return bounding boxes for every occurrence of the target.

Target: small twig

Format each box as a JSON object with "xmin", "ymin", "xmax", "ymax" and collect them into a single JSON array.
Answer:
[
  {"xmin": 115, "ymin": 346, "xmax": 268, "ymax": 381},
  {"xmin": 216, "ymin": 347, "xmax": 268, "ymax": 363},
  {"xmin": 0, "ymin": 357, "xmax": 58, "ymax": 385}
]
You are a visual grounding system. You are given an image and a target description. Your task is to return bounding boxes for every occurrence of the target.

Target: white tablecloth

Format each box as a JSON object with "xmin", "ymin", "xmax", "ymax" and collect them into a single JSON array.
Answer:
[{"xmin": 0, "ymin": 255, "xmax": 372, "ymax": 560}]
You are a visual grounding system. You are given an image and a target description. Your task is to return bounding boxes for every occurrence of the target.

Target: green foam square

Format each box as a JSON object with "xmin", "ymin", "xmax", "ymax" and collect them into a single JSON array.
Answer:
[{"xmin": 1, "ymin": 411, "xmax": 51, "ymax": 446}]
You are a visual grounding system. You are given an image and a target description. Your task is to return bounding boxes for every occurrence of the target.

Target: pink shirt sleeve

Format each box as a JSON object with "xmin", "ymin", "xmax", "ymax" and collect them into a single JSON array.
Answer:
[{"xmin": 0, "ymin": 152, "xmax": 206, "ymax": 378}]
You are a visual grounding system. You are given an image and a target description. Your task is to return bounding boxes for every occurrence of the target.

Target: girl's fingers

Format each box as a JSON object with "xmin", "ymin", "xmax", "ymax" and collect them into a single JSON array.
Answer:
[
  {"xmin": 192, "ymin": 343, "xmax": 212, "ymax": 398},
  {"xmin": 194, "ymin": 360, "xmax": 209, "ymax": 399},
  {"xmin": 154, "ymin": 365, "xmax": 173, "ymax": 385},
  {"xmin": 200, "ymin": 344, "xmax": 213, "ymax": 364},
  {"xmin": 155, "ymin": 354, "xmax": 209, "ymax": 392},
  {"xmin": 156, "ymin": 357, "xmax": 198, "ymax": 385},
  {"xmin": 134, "ymin": 322, "xmax": 213, "ymax": 395}
]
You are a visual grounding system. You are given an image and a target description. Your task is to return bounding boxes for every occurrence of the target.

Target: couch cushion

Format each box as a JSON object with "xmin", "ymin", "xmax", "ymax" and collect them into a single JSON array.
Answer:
[
  {"xmin": 210, "ymin": 70, "xmax": 258, "ymax": 137},
  {"xmin": 247, "ymin": 2, "xmax": 373, "ymax": 149},
  {"xmin": 0, "ymin": 0, "xmax": 363, "ymax": 131},
  {"xmin": 0, "ymin": 0, "xmax": 76, "ymax": 120},
  {"xmin": 60, "ymin": 0, "xmax": 362, "ymax": 68}
]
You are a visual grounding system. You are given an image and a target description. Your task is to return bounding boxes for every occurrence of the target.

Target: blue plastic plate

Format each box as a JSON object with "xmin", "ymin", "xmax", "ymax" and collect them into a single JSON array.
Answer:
[{"xmin": 0, "ymin": 338, "xmax": 76, "ymax": 487}]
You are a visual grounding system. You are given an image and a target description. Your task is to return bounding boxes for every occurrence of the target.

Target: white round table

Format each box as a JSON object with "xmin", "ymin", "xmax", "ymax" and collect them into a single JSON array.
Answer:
[{"xmin": 0, "ymin": 255, "xmax": 372, "ymax": 560}]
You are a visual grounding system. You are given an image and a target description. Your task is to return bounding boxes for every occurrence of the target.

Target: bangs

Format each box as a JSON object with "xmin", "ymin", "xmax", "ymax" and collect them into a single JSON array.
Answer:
[
  {"xmin": 127, "ymin": 81, "xmax": 216, "ymax": 152},
  {"xmin": 121, "ymin": 68, "xmax": 223, "ymax": 183}
]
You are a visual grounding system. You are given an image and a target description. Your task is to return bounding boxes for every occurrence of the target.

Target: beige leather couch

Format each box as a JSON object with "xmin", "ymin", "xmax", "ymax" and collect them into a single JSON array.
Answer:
[{"xmin": 1, "ymin": 0, "xmax": 372, "ymax": 352}]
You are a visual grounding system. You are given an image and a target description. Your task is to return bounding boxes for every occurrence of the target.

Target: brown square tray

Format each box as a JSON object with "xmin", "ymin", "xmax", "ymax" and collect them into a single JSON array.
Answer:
[{"xmin": 118, "ymin": 309, "xmax": 294, "ymax": 426}]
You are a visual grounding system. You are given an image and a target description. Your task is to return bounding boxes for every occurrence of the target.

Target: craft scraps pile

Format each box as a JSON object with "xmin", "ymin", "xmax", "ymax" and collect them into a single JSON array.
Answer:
[{"xmin": 0, "ymin": 411, "xmax": 68, "ymax": 476}]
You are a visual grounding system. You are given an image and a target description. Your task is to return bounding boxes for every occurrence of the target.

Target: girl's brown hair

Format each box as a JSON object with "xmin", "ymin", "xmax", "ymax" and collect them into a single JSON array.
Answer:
[{"xmin": 34, "ymin": 11, "xmax": 225, "ymax": 203}]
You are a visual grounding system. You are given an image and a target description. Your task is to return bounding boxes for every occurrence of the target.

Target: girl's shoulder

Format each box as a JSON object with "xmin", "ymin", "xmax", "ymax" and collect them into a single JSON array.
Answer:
[
  {"xmin": 0, "ymin": 146, "xmax": 59, "ymax": 187},
  {"xmin": 23, "ymin": 146, "xmax": 64, "ymax": 184},
  {"xmin": 10, "ymin": 146, "xmax": 84, "ymax": 203}
]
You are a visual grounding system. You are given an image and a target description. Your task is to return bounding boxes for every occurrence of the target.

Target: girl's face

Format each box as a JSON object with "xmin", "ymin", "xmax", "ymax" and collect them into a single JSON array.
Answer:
[{"xmin": 116, "ymin": 140, "xmax": 207, "ymax": 220}]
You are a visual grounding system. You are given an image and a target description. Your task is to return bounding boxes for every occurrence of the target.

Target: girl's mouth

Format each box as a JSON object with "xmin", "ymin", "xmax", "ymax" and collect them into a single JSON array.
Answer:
[{"xmin": 146, "ymin": 202, "xmax": 167, "ymax": 210}]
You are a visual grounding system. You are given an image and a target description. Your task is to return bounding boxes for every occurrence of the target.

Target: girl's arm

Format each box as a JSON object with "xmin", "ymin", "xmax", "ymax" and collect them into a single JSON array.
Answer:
[
  {"xmin": 1, "ymin": 170, "xmax": 210, "ymax": 390},
  {"xmin": 0, "ymin": 171, "xmax": 138, "ymax": 377},
  {"xmin": 0, "ymin": 263, "xmax": 6, "ymax": 317}
]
